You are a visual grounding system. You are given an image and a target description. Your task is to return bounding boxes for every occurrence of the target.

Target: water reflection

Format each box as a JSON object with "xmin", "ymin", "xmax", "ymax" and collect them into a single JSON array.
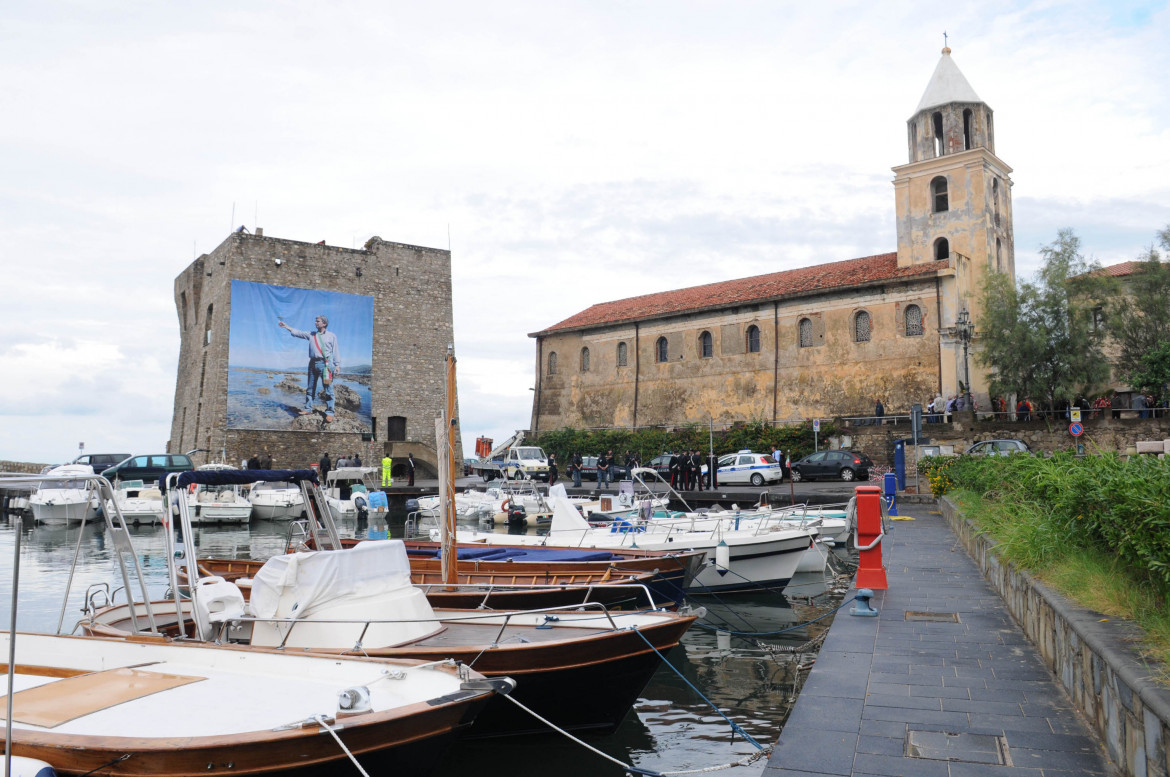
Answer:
[{"xmin": 0, "ymin": 508, "xmax": 851, "ymax": 776}]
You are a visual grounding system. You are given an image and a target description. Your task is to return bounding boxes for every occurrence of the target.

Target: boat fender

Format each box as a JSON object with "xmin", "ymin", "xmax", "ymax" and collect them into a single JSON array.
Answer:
[
  {"xmin": 3, "ymin": 756, "xmax": 57, "ymax": 777},
  {"xmin": 714, "ymin": 540, "xmax": 730, "ymax": 576}
]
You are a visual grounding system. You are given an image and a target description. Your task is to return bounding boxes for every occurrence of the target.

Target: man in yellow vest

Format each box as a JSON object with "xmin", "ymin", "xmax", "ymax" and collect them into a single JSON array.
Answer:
[{"xmin": 381, "ymin": 455, "xmax": 393, "ymax": 487}]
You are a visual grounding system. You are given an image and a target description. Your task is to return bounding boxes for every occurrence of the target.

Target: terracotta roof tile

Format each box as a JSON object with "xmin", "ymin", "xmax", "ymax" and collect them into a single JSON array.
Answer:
[
  {"xmin": 533, "ymin": 252, "xmax": 943, "ymax": 335},
  {"xmin": 1094, "ymin": 261, "xmax": 1143, "ymax": 278}
]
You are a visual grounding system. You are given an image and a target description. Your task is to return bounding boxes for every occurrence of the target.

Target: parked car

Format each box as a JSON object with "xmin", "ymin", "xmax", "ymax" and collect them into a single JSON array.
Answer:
[
  {"xmin": 712, "ymin": 451, "xmax": 783, "ymax": 487},
  {"xmin": 101, "ymin": 453, "xmax": 194, "ymax": 487},
  {"xmin": 789, "ymin": 449, "xmax": 872, "ymax": 482},
  {"xmin": 964, "ymin": 439, "xmax": 1030, "ymax": 456},
  {"xmin": 646, "ymin": 454, "xmax": 675, "ymax": 479},
  {"xmin": 73, "ymin": 453, "xmax": 132, "ymax": 472}
]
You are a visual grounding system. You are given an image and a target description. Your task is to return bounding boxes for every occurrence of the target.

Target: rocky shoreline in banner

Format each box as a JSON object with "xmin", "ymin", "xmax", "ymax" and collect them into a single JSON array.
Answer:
[{"xmin": 227, "ymin": 367, "xmax": 372, "ymax": 432}]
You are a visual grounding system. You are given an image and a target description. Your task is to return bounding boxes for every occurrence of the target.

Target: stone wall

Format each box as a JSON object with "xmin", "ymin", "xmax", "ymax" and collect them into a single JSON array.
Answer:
[
  {"xmin": 0, "ymin": 460, "xmax": 49, "ymax": 474},
  {"xmin": 939, "ymin": 496, "xmax": 1170, "ymax": 777},
  {"xmin": 170, "ymin": 232, "xmax": 460, "ymax": 471}
]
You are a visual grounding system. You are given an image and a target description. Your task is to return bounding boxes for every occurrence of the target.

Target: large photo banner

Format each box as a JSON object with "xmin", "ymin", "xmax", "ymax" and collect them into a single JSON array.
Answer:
[{"xmin": 227, "ymin": 281, "xmax": 374, "ymax": 432}]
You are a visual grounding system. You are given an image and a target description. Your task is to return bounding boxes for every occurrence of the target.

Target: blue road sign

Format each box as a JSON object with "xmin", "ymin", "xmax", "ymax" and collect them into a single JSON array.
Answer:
[{"xmin": 1070, "ymin": 422, "xmax": 1083, "ymax": 437}]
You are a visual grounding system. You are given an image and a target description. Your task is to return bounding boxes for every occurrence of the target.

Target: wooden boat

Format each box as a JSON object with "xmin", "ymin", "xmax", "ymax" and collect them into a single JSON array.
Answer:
[
  {"xmin": 0, "ymin": 631, "xmax": 504, "ymax": 776},
  {"xmin": 0, "ymin": 470, "xmax": 507, "ymax": 777},
  {"xmin": 84, "ymin": 539, "xmax": 700, "ymax": 738},
  {"xmin": 184, "ymin": 554, "xmax": 685, "ymax": 610}
]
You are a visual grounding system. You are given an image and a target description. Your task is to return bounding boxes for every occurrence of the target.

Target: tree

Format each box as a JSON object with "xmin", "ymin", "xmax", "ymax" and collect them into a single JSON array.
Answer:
[
  {"xmin": 1108, "ymin": 225, "xmax": 1170, "ymax": 380},
  {"xmin": 976, "ymin": 229, "xmax": 1113, "ymax": 409},
  {"xmin": 1126, "ymin": 341, "xmax": 1170, "ymax": 405}
]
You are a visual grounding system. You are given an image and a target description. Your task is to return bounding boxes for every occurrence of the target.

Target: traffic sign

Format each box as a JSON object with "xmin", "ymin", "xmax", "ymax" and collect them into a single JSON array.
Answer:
[
  {"xmin": 1070, "ymin": 408, "xmax": 1082, "ymax": 423},
  {"xmin": 1070, "ymin": 422, "xmax": 1083, "ymax": 437},
  {"xmin": 813, "ymin": 419, "xmax": 820, "ymax": 432}
]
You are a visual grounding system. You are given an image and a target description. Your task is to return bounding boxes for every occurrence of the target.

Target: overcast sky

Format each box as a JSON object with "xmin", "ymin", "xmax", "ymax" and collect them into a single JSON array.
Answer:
[{"xmin": 2, "ymin": 0, "xmax": 1168, "ymax": 464}]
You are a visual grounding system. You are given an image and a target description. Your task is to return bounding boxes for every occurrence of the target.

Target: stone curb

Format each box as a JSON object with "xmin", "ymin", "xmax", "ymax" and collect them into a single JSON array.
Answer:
[{"xmin": 939, "ymin": 495, "xmax": 1170, "ymax": 777}]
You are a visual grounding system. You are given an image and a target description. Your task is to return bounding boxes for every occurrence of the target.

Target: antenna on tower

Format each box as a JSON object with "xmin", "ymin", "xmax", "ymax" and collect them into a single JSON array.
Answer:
[{"xmin": 943, "ymin": 31, "xmax": 948, "ymax": 48}]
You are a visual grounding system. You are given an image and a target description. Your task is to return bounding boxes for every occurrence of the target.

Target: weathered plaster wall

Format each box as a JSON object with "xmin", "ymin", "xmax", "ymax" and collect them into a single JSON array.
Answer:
[{"xmin": 531, "ymin": 277, "xmax": 943, "ymax": 432}]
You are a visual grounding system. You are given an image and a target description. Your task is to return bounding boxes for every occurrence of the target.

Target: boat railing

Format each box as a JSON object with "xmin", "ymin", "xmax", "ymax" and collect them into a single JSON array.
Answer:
[
  {"xmin": 0, "ymin": 472, "xmax": 158, "ymax": 637},
  {"xmin": 215, "ymin": 600, "xmax": 627, "ymax": 650}
]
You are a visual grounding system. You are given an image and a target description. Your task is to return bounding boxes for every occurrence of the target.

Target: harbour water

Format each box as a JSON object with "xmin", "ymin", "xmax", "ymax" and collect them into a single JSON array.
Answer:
[{"xmin": 0, "ymin": 508, "xmax": 851, "ymax": 776}]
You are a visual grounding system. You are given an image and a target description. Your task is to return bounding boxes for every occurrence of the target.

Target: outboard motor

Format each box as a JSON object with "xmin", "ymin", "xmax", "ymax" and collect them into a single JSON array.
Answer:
[
  {"xmin": 404, "ymin": 497, "xmax": 420, "ymax": 513},
  {"xmin": 506, "ymin": 502, "xmax": 528, "ymax": 527},
  {"xmin": 354, "ymin": 495, "xmax": 369, "ymax": 521}
]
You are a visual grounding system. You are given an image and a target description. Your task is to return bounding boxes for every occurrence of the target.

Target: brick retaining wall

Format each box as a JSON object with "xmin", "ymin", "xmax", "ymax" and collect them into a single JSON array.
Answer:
[{"xmin": 939, "ymin": 496, "xmax": 1170, "ymax": 777}]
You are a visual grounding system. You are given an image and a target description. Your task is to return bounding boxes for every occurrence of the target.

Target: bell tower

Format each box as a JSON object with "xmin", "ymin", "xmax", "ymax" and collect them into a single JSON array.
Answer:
[{"xmin": 892, "ymin": 47, "xmax": 1016, "ymax": 409}]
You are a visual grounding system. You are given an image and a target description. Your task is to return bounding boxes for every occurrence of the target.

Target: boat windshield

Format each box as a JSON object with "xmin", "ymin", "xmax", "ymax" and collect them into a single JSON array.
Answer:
[
  {"xmin": 253, "ymin": 481, "xmax": 295, "ymax": 491},
  {"xmin": 39, "ymin": 480, "xmax": 90, "ymax": 490}
]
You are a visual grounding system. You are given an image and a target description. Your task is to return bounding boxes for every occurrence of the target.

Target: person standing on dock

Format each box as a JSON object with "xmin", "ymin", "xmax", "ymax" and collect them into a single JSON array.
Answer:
[
  {"xmin": 319, "ymin": 452, "xmax": 331, "ymax": 483},
  {"xmin": 406, "ymin": 453, "xmax": 415, "ymax": 486},
  {"xmin": 596, "ymin": 450, "xmax": 610, "ymax": 490},
  {"xmin": 548, "ymin": 454, "xmax": 558, "ymax": 486},
  {"xmin": 280, "ymin": 315, "xmax": 340, "ymax": 423},
  {"xmin": 571, "ymin": 452, "xmax": 582, "ymax": 487},
  {"xmin": 381, "ymin": 454, "xmax": 393, "ymax": 487}
]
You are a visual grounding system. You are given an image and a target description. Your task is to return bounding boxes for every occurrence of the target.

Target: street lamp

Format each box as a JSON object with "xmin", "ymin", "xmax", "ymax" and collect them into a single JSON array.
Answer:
[{"xmin": 955, "ymin": 307, "xmax": 975, "ymax": 412}]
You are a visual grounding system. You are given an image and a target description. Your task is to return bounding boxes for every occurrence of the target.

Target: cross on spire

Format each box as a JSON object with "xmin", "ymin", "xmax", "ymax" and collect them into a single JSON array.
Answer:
[{"xmin": 943, "ymin": 31, "xmax": 948, "ymax": 48}]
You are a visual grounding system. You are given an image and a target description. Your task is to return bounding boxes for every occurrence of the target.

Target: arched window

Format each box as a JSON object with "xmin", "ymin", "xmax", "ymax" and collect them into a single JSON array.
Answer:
[
  {"xmin": 993, "ymin": 178, "xmax": 1000, "ymax": 226},
  {"xmin": 963, "ymin": 108, "xmax": 973, "ymax": 150},
  {"xmin": 699, "ymin": 331, "xmax": 713, "ymax": 358},
  {"xmin": 931, "ymin": 176, "xmax": 949, "ymax": 213},
  {"xmin": 905, "ymin": 305, "xmax": 923, "ymax": 337},
  {"xmin": 656, "ymin": 337, "xmax": 668, "ymax": 363},
  {"xmin": 204, "ymin": 304, "xmax": 214, "ymax": 345},
  {"xmin": 548, "ymin": 351, "xmax": 557, "ymax": 375},
  {"xmin": 798, "ymin": 318, "xmax": 813, "ymax": 348},
  {"xmin": 616, "ymin": 341, "xmax": 628, "ymax": 367},
  {"xmin": 934, "ymin": 237, "xmax": 950, "ymax": 261},
  {"xmin": 745, "ymin": 325, "xmax": 761, "ymax": 354},
  {"xmin": 854, "ymin": 311, "xmax": 871, "ymax": 343},
  {"xmin": 932, "ymin": 111, "xmax": 944, "ymax": 156},
  {"xmin": 580, "ymin": 347, "xmax": 590, "ymax": 372}
]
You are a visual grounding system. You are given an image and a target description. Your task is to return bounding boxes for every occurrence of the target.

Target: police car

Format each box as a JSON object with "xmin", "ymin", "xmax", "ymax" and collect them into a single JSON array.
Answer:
[{"xmin": 712, "ymin": 450, "xmax": 784, "ymax": 486}]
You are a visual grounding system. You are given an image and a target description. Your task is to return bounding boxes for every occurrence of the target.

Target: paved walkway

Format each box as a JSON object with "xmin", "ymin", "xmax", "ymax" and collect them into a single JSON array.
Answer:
[{"xmin": 765, "ymin": 502, "xmax": 1116, "ymax": 777}]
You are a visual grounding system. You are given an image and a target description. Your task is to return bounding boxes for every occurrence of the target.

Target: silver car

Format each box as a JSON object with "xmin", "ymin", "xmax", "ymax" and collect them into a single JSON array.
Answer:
[{"xmin": 964, "ymin": 439, "xmax": 1030, "ymax": 456}]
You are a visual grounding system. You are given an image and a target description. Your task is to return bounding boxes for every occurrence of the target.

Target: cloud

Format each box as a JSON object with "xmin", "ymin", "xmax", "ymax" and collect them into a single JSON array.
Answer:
[{"xmin": 2, "ymin": 0, "xmax": 1168, "ymax": 461}]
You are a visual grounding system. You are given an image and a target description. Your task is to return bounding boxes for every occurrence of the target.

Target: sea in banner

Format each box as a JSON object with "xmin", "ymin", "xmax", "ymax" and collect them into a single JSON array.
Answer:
[{"xmin": 0, "ymin": 508, "xmax": 852, "ymax": 777}]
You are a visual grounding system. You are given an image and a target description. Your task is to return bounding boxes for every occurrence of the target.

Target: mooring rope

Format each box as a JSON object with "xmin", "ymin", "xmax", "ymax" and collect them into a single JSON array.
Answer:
[{"xmin": 314, "ymin": 714, "xmax": 370, "ymax": 777}]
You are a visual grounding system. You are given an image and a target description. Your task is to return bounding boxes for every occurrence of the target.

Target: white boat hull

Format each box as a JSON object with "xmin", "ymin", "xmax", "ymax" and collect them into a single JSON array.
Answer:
[{"xmin": 29, "ymin": 497, "xmax": 96, "ymax": 525}]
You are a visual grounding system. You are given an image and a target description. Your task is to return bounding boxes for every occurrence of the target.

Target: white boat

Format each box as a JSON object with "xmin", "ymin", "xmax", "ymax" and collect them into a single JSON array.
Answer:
[
  {"xmin": 184, "ymin": 464, "xmax": 252, "ymax": 524},
  {"xmin": 105, "ymin": 479, "xmax": 165, "ymax": 525},
  {"xmin": 416, "ymin": 482, "xmax": 595, "ymax": 524},
  {"xmin": 28, "ymin": 464, "xmax": 98, "ymax": 525},
  {"xmin": 0, "ymin": 469, "xmax": 507, "ymax": 777},
  {"xmin": 247, "ymin": 478, "xmax": 306, "ymax": 521},
  {"xmin": 443, "ymin": 494, "xmax": 819, "ymax": 593},
  {"xmin": 0, "ymin": 631, "xmax": 504, "ymax": 776},
  {"xmin": 324, "ymin": 466, "xmax": 381, "ymax": 520}
]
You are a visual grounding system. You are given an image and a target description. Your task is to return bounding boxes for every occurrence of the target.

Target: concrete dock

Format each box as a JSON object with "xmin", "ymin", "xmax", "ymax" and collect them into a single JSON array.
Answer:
[{"xmin": 766, "ymin": 502, "xmax": 1115, "ymax": 777}]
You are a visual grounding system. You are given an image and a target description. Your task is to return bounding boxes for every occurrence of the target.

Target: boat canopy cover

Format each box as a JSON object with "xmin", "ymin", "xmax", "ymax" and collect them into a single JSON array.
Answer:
[
  {"xmin": 175, "ymin": 469, "xmax": 319, "ymax": 488},
  {"xmin": 250, "ymin": 540, "xmax": 413, "ymax": 620}
]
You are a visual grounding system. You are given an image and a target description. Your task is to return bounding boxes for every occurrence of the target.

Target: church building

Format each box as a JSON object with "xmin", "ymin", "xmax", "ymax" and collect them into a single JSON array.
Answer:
[{"xmin": 528, "ymin": 48, "xmax": 1015, "ymax": 432}]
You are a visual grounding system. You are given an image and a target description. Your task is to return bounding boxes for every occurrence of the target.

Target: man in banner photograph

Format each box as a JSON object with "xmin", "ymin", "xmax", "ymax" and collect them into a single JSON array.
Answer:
[{"xmin": 280, "ymin": 315, "xmax": 341, "ymax": 423}]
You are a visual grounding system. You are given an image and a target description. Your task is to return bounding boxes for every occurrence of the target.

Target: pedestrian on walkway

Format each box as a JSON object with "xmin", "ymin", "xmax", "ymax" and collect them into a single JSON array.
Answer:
[
  {"xmin": 406, "ymin": 453, "xmax": 415, "ymax": 486},
  {"xmin": 548, "ymin": 454, "xmax": 558, "ymax": 486},
  {"xmin": 571, "ymin": 452, "xmax": 583, "ymax": 488}
]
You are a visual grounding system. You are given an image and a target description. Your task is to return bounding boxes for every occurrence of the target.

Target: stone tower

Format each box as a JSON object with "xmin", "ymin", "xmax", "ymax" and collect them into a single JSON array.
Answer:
[{"xmin": 892, "ymin": 47, "xmax": 1015, "ymax": 407}]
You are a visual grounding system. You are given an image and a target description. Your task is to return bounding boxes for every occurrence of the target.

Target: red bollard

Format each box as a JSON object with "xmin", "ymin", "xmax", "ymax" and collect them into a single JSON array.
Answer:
[{"xmin": 854, "ymin": 485, "xmax": 888, "ymax": 590}]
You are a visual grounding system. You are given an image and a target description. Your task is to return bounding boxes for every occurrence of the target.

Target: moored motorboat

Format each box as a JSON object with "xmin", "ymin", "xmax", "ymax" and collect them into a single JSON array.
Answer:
[
  {"xmin": 0, "ymin": 630, "xmax": 506, "ymax": 776},
  {"xmin": 443, "ymin": 494, "xmax": 818, "ymax": 594},
  {"xmin": 185, "ymin": 464, "xmax": 253, "ymax": 524},
  {"xmin": 28, "ymin": 465, "xmax": 98, "ymax": 525},
  {"xmin": 105, "ymin": 479, "xmax": 165, "ymax": 525},
  {"xmin": 84, "ymin": 538, "xmax": 700, "ymax": 738},
  {"xmin": 247, "ymin": 478, "xmax": 306, "ymax": 521}
]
